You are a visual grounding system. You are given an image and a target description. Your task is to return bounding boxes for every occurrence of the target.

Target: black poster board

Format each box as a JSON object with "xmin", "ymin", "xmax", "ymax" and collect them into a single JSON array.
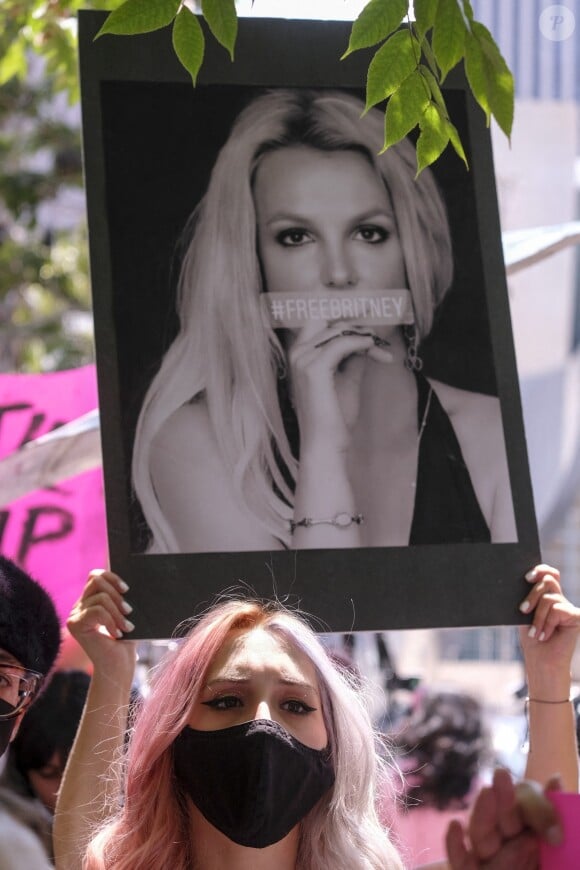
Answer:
[{"xmin": 80, "ymin": 11, "xmax": 539, "ymax": 638}]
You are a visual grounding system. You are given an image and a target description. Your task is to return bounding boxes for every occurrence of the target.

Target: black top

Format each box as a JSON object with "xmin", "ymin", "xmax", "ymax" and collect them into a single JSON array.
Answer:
[
  {"xmin": 278, "ymin": 370, "xmax": 491, "ymax": 546},
  {"xmin": 409, "ymin": 373, "xmax": 491, "ymax": 545}
]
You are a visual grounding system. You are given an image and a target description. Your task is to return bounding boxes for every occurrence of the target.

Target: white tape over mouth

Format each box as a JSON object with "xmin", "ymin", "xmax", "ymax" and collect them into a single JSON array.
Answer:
[{"xmin": 261, "ymin": 289, "xmax": 414, "ymax": 328}]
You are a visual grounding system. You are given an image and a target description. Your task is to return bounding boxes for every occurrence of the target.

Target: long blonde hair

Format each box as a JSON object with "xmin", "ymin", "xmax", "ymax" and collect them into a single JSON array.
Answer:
[
  {"xmin": 84, "ymin": 599, "xmax": 404, "ymax": 869},
  {"xmin": 133, "ymin": 89, "xmax": 453, "ymax": 551}
]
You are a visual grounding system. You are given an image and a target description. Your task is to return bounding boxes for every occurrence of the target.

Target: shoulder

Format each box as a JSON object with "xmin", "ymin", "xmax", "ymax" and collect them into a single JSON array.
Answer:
[
  {"xmin": 428, "ymin": 378, "xmax": 500, "ymax": 418},
  {"xmin": 428, "ymin": 379, "xmax": 504, "ymax": 446},
  {"xmin": 151, "ymin": 395, "xmax": 214, "ymax": 463},
  {"xmin": 427, "ymin": 379, "xmax": 516, "ymax": 541},
  {"xmin": 149, "ymin": 395, "xmax": 224, "ymax": 504},
  {"xmin": 147, "ymin": 396, "xmax": 281, "ymax": 552}
]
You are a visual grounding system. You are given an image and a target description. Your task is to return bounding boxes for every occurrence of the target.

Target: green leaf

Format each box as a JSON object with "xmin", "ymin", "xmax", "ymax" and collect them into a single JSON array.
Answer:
[
  {"xmin": 420, "ymin": 34, "xmax": 440, "ymax": 77},
  {"xmin": 465, "ymin": 47, "xmax": 489, "ymax": 123},
  {"xmin": 383, "ymin": 68, "xmax": 431, "ymax": 149},
  {"xmin": 465, "ymin": 20, "xmax": 514, "ymax": 137},
  {"xmin": 96, "ymin": 0, "xmax": 180, "ymax": 38},
  {"xmin": 413, "ymin": 0, "xmax": 439, "ymax": 40},
  {"xmin": 342, "ymin": 0, "xmax": 408, "ymax": 57},
  {"xmin": 432, "ymin": 0, "xmax": 467, "ymax": 80},
  {"xmin": 365, "ymin": 30, "xmax": 420, "ymax": 111},
  {"xmin": 0, "ymin": 38, "xmax": 26, "ymax": 85},
  {"xmin": 444, "ymin": 116, "xmax": 468, "ymax": 167},
  {"xmin": 416, "ymin": 103, "xmax": 450, "ymax": 173},
  {"xmin": 461, "ymin": 0, "xmax": 475, "ymax": 20},
  {"xmin": 419, "ymin": 64, "xmax": 447, "ymax": 115},
  {"xmin": 201, "ymin": 0, "xmax": 237, "ymax": 60},
  {"xmin": 172, "ymin": 7, "xmax": 205, "ymax": 85}
]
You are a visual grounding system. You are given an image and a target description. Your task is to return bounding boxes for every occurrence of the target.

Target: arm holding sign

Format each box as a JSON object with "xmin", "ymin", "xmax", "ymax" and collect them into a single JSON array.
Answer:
[
  {"xmin": 53, "ymin": 570, "xmax": 136, "ymax": 870},
  {"xmin": 519, "ymin": 564, "xmax": 580, "ymax": 792}
]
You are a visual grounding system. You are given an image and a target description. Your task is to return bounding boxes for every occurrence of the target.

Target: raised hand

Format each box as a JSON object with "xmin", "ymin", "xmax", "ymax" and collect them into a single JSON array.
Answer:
[
  {"xmin": 67, "ymin": 568, "xmax": 137, "ymax": 679},
  {"xmin": 519, "ymin": 563, "xmax": 580, "ymax": 660},
  {"xmin": 54, "ymin": 571, "xmax": 138, "ymax": 870},
  {"xmin": 446, "ymin": 768, "xmax": 562, "ymax": 870},
  {"xmin": 517, "ymin": 564, "xmax": 580, "ymax": 790}
]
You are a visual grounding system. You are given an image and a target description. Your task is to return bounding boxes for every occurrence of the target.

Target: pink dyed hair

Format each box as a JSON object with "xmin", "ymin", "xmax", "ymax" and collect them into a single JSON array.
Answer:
[{"xmin": 84, "ymin": 600, "xmax": 403, "ymax": 870}]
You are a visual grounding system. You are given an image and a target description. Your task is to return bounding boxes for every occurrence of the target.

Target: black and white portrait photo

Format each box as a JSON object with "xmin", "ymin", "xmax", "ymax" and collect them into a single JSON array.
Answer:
[
  {"xmin": 130, "ymin": 87, "xmax": 517, "ymax": 555},
  {"xmin": 80, "ymin": 13, "xmax": 539, "ymax": 636}
]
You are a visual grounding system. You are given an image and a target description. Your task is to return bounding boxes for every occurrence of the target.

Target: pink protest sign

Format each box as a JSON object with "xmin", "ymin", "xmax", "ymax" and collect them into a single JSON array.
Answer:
[
  {"xmin": 540, "ymin": 792, "xmax": 580, "ymax": 869},
  {"xmin": 0, "ymin": 366, "xmax": 107, "ymax": 622}
]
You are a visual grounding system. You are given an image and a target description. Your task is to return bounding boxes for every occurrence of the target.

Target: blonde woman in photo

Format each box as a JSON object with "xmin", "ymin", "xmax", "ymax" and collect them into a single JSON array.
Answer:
[{"xmin": 132, "ymin": 89, "xmax": 516, "ymax": 554}]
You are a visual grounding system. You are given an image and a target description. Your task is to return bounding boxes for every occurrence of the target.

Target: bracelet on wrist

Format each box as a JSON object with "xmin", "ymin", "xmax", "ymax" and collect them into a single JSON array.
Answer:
[
  {"xmin": 290, "ymin": 512, "xmax": 364, "ymax": 534},
  {"xmin": 526, "ymin": 696, "xmax": 571, "ymax": 704}
]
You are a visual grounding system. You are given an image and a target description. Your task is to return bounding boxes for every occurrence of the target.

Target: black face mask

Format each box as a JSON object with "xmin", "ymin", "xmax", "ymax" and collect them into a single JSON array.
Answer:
[
  {"xmin": 173, "ymin": 718, "xmax": 335, "ymax": 849},
  {"xmin": 0, "ymin": 699, "xmax": 18, "ymax": 757}
]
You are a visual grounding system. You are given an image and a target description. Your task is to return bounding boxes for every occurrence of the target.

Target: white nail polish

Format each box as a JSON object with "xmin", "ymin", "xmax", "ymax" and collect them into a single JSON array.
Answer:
[
  {"xmin": 115, "ymin": 629, "xmax": 123, "ymax": 639},
  {"xmin": 124, "ymin": 619, "xmax": 135, "ymax": 632},
  {"xmin": 519, "ymin": 600, "xmax": 531, "ymax": 613},
  {"xmin": 118, "ymin": 580, "xmax": 130, "ymax": 593},
  {"xmin": 525, "ymin": 569, "xmax": 537, "ymax": 582},
  {"xmin": 539, "ymin": 632, "xmax": 546, "ymax": 642},
  {"xmin": 122, "ymin": 601, "xmax": 133, "ymax": 615},
  {"xmin": 528, "ymin": 625, "xmax": 537, "ymax": 639}
]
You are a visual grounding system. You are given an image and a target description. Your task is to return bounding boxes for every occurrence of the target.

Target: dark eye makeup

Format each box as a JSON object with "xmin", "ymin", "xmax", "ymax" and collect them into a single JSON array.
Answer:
[
  {"xmin": 275, "ymin": 224, "xmax": 390, "ymax": 247},
  {"xmin": 202, "ymin": 695, "xmax": 243, "ymax": 710},
  {"xmin": 202, "ymin": 695, "xmax": 317, "ymax": 715},
  {"xmin": 354, "ymin": 225, "xmax": 389, "ymax": 243},
  {"xmin": 275, "ymin": 228, "xmax": 312, "ymax": 247},
  {"xmin": 281, "ymin": 699, "xmax": 317, "ymax": 715}
]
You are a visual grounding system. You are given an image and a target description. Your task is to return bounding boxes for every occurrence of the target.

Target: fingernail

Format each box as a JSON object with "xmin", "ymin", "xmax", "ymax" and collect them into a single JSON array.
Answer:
[
  {"xmin": 123, "ymin": 619, "xmax": 135, "ymax": 632},
  {"xmin": 525, "ymin": 569, "xmax": 537, "ymax": 581},
  {"xmin": 528, "ymin": 625, "xmax": 537, "ymax": 639},
  {"xmin": 115, "ymin": 629, "xmax": 123, "ymax": 639},
  {"xmin": 546, "ymin": 825, "xmax": 563, "ymax": 846},
  {"xmin": 519, "ymin": 600, "xmax": 531, "ymax": 613},
  {"xmin": 118, "ymin": 580, "xmax": 130, "ymax": 593},
  {"xmin": 539, "ymin": 631, "xmax": 546, "ymax": 642},
  {"xmin": 121, "ymin": 601, "xmax": 133, "ymax": 615}
]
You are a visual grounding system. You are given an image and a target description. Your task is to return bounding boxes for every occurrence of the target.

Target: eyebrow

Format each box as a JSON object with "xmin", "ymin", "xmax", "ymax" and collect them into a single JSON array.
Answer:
[
  {"xmin": 206, "ymin": 676, "xmax": 318, "ymax": 693},
  {"xmin": 0, "ymin": 655, "xmax": 23, "ymax": 668},
  {"xmin": 265, "ymin": 208, "xmax": 395, "ymax": 226}
]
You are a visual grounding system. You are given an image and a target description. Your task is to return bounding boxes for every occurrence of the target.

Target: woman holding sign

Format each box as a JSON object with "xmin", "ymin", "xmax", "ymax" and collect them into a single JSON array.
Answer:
[
  {"xmin": 133, "ymin": 89, "xmax": 516, "ymax": 553},
  {"xmin": 55, "ymin": 569, "xmax": 407, "ymax": 870},
  {"xmin": 54, "ymin": 564, "xmax": 577, "ymax": 869}
]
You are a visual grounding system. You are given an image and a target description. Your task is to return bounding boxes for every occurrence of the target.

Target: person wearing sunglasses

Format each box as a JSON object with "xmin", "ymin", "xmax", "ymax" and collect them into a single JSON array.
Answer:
[{"xmin": 0, "ymin": 556, "xmax": 61, "ymax": 868}]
